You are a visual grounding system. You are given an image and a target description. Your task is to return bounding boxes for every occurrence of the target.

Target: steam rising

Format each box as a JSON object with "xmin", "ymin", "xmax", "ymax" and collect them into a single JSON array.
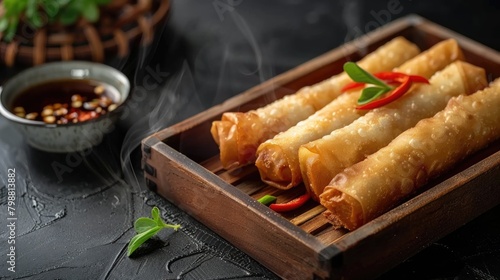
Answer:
[
  {"xmin": 118, "ymin": 6, "xmax": 278, "ymax": 196},
  {"xmin": 119, "ymin": 61, "xmax": 203, "ymax": 192},
  {"xmin": 228, "ymin": 11, "xmax": 264, "ymax": 80},
  {"xmin": 342, "ymin": 0, "xmax": 362, "ymax": 34}
]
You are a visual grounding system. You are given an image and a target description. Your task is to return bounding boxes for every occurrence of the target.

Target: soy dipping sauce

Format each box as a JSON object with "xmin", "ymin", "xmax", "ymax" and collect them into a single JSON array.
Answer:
[{"xmin": 11, "ymin": 79, "xmax": 121, "ymax": 124}]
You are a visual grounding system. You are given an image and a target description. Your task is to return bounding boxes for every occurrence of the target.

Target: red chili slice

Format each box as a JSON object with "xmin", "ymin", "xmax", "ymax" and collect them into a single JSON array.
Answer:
[
  {"xmin": 341, "ymin": 72, "xmax": 429, "ymax": 93},
  {"xmin": 356, "ymin": 75, "xmax": 412, "ymax": 110},
  {"xmin": 269, "ymin": 193, "xmax": 310, "ymax": 212},
  {"xmin": 341, "ymin": 82, "xmax": 365, "ymax": 92},
  {"xmin": 375, "ymin": 72, "xmax": 430, "ymax": 84},
  {"xmin": 407, "ymin": 75, "xmax": 430, "ymax": 84}
]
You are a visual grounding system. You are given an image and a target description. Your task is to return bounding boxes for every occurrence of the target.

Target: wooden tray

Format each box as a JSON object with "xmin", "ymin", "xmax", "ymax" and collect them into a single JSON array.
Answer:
[{"xmin": 141, "ymin": 15, "xmax": 500, "ymax": 279}]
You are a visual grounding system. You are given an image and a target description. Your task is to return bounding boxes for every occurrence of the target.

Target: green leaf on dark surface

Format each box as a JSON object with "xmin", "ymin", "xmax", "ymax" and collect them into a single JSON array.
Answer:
[
  {"xmin": 151, "ymin": 206, "xmax": 161, "ymax": 225},
  {"xmin": 127, "ymin": 207, "xmax": 181, "ymax": 257},
  {"xmin": 134, "ymin": 217, "xmax": 157, "ymax": 234},
  {"xmin": 127, "ymin": 227, "xmax": 163, "ymax": 257}
]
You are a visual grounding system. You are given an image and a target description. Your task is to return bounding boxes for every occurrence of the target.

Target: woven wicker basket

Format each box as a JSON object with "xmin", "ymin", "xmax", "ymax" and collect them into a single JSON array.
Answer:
[{"xmin": 0, "ymin": 0, "xmax": 170, "ymax": 67}]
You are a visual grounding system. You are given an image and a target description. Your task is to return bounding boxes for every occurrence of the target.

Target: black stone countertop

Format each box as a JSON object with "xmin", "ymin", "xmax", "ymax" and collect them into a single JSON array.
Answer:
[{"xmin": 1, "ymin": 0, "xmax": 500, "ymax": 279}]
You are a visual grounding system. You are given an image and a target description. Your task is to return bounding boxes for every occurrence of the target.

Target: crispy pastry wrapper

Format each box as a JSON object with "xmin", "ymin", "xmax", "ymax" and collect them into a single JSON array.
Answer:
[
  {"xmin": 320, "ymin": 78, "xmax": 500, "ymax": 231},
  {"xmin": 211, "ymin": 37, "xmax": 420, "ymax": 169},
  {"xmin": 257, "ymin": 39, "xmax": 463, "ymax": 189},
  {"xmin": 255, "ymin": 92, "xmax": 362, "ymax": 189},
  {"xmin": 301, "ymin": 58, "xmax": 484, "ymax": 201}
]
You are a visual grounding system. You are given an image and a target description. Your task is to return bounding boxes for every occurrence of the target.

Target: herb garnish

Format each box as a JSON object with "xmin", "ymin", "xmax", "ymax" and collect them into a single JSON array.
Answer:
[
  {"xmin": 343, "ymin": 62, "xmax": 393, "ymax": 105},
  {"xmin": 342, "ymin": 62, "xmax": 430, "ymax": 109},
  {"xmin": 0, "ymin": 0, "xmax": 112, "ymax": 42},
  {"xmin": 127, "ymin": 206, "xmax": 181, "ymax": 257}
]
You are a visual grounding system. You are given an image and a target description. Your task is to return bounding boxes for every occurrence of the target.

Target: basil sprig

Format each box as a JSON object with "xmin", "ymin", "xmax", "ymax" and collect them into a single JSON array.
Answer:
[
  {"xmin": 127, "ymin": 206, "xmax": 181, "ymax": 257},
  {"xmin": 343, "ymin": 62, "xmax": 393, "ymax": 105},
  {"xmin": 0, "ymin": 0, "xmax": 112, "ymax": 42}
]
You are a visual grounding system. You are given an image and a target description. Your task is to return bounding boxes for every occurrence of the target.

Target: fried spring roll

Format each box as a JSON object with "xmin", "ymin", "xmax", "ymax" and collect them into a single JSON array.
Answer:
[
  {"xmin": 256, "ymin": 39, "xmax": 462, "ymax": 189},
  {"xmin": 301, "ymin": 60, "xmax": 487, "ymax": 201},
  {"xmin": 320, "ymin": 79, "xmax": 500, "ymax": 230},
  {"xmin": 211, "ymin": 37, "xmax": 420, "ymax": 169}
]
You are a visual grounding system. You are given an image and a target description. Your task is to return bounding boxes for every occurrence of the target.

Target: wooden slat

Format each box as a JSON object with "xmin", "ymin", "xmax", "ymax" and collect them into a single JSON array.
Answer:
[
  {"xmin": 291, "ymin": 205, "xmax": 326, "ymax": 226},
  {"xmin": 200, "ymin": 155, "xmax": 224, "ymax": 173},
  {"xmin": 216, "ymin": 165, "xmax": 256, "ymax": 185},
  {"xmin": 234, "ymin": 177, "xmax": 267, "ymax": 195},
  {"xmin": 316, "ymin": 226, "xmax": 347, "ymax": 245},
  {"xmin": 301, "ymin": 215, "xmax": 335, "ymax": 235}
]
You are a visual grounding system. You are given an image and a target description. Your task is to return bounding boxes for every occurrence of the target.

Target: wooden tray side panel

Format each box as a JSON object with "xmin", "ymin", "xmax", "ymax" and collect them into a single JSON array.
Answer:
[
  {"xmin": 142, "ymin": 139, "xmax": 340, "ymax": 279},
  {"xmin": 416, "ymin": 19, "xmax": 500, "ymax": 80}
]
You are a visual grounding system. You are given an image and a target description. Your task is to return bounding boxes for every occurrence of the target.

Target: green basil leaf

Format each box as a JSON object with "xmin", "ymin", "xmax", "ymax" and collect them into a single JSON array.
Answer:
[
  {"xmin": 43, "ymin": 1, "xmax": 62, "ymax": 18},
  {"xmin": 357, "ymin": 87, "xmax": 391, "ymax": 105},
  {"xmin": 23, "ymin": 0, "xmax": 43, "ymax": 28},
  {"xmin": 4, "ymin": 19, "xmax": 19, "ymax": 42},
  {"xmin": 134, "ymin": 217, "xmax": 157, "ymax": 233},
  {"xmin": 30, "ymin": 13, "xmax": 44, "ymax": 28},
  {"xmin": 0, "ymin": 18, "xmax": 8, "ymax": 32},
  {"xmin": 25, "ymin": 0, "xmax": 37, "ymax": 18},
  {"xmin": 58, "ymin": 0, "xmax": 83, "ymax": 25},
  {"xmin": 56, "ymin": 0, "xmax": 72, "ymax": 6},
  {"xmin": 127, "ymin": 226, "xmax": 162, "ymax": 256},
  {"xmin": 82, "ymin": 2, "xmax": 99, "ymax": 22},
  {"xmin": 59, "ymin": 9, "xmax": 80, "ymax": 25},
  {"xmin": 95, "ymin": 0, "xmax": 112, "ymax": 5},
  {"xmin": 344, "ymin": 62, "xmax": 390, "ymax": 89},
  {"xmin": 151, "ymin": 206, "xmax": 162, "ymax": 225},
  {"xmin": 5, "ymin": 0, "xmax": 27, "ymax": 14},
  {"xmin": 127, "ymin": 206, "xmax": 181, "ymax": 257}
]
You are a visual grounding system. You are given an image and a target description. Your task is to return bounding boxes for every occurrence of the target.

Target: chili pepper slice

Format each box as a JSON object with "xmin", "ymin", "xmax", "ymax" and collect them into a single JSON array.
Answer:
[
  {"xmin": 375, "ymin": 72, "xmax": 430, "ymax": 84},
  {"xmin": 407, "ymin": 75, "xmax": 430, "ymax": 84},
  {"xmin": 356, "ymin": 75, "xmax": 412, "ymax": 110},
  {"xmin": 341, "ymin": 81, "xmax": 365, "ymax": 92},
  {"xmin": 341, "ymin": 72, "xmax": 429, "ymax": 92},
  {"xmin": 269, "ymin": 193, "xmax": 310, "ymax": 212}
]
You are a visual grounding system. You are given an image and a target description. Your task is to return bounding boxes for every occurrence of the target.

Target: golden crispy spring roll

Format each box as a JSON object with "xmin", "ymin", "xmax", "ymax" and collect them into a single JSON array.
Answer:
[
  {"xmin": 301, "ymin": 60, "xmax": 487, "ymax": 201},
  {"xmin": 255, "ymin": 92, "xmax": 363, "ymax": 189},
  {"xmin": 320, "ymin": 79, "xmax": 500, "ymax": 230},
  {"xmin": 211, "ymin": 37, "xmax": 420, "ymax": 169},
  {"xmin": 256, "ymin": 39, "xmax": 462, "ymax": 189}
]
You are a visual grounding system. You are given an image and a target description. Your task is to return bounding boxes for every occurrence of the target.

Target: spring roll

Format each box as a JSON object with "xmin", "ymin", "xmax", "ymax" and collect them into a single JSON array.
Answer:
[
  {"xmin": 320, "ymin": 78, "xmax": 500, "ymax": 230},
  {"xmin": 211, "ymin": 37, "xmax": 420, "ymax": 169},
  {"xmin": 256, "ymin": 39, "xmax": 462, "ymax": 189},
  {"xmin": 301, "ymin": 60, "xmax": 487, "ymax": 201}
]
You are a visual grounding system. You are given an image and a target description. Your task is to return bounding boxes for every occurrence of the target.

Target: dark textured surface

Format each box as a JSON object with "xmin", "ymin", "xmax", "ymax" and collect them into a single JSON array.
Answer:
[{"xmin": 1, "ymin": 0, "xmax": 500, "ymax": 279}]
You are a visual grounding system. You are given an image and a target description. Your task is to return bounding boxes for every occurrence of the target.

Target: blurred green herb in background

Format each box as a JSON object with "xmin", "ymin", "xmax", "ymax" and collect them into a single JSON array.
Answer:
[{"xmin": 0, "ymin": 0, "xmax": 111, "ymax": 42}]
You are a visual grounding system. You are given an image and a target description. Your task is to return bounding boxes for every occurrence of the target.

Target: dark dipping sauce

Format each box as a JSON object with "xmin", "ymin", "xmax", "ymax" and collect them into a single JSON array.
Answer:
[{"xmin": 10, "ymin": 79, "xmax": 121, "ymax": 124}]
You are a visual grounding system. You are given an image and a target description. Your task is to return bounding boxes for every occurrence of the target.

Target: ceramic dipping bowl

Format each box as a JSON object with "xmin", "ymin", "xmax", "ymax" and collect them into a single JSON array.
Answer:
[{"xmin": 0, "ymin": 61, "xmax": 130, "ymax": 153}]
